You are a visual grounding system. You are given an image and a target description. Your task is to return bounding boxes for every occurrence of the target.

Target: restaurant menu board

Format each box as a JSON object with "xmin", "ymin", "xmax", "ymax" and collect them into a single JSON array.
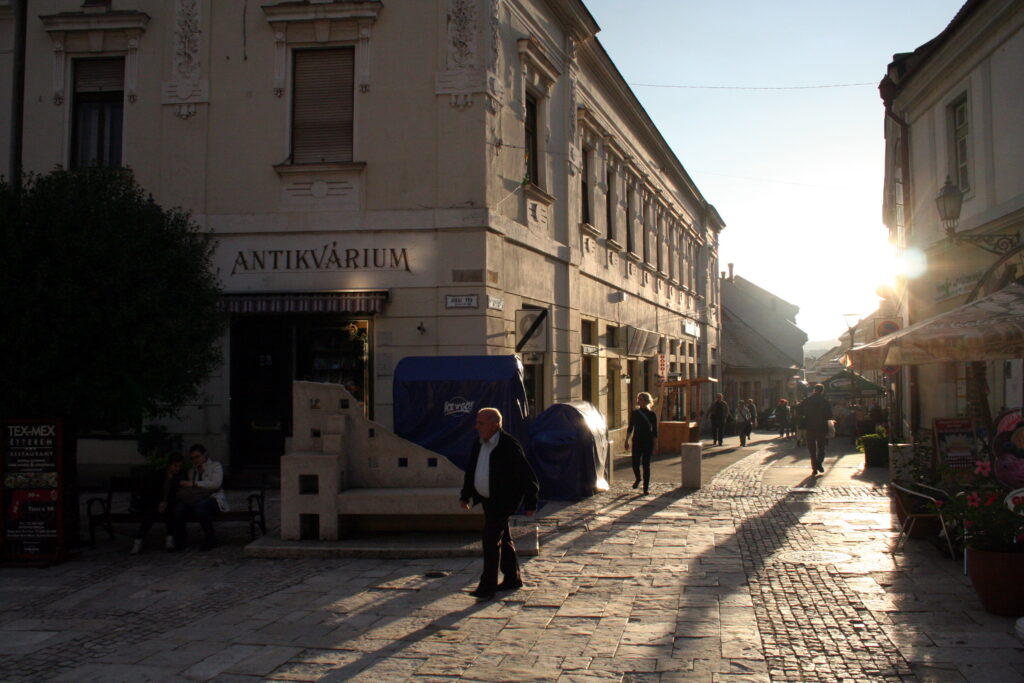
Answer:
[
  {"xmin": 933, "ymin": 417, "xmax": 979, "ymax": 470},
  {"xmin": 1, "ymin": 420, "xmax": 64, "ymax": 561}
]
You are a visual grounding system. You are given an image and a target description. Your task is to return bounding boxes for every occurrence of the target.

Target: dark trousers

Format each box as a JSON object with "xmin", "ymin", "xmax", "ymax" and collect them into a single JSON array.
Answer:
[
  {"xmin": 171, "ymin": 498, "xmax": 219, "ymax": 548},
  {"xmin": 806, "ymin": 430, "xmax": 828, "ymax": 469},
  {"xmin": 477, "ymin": 511, "xmax": 520, "ymax": 591},
  {"xmin": 135, "ymin": 507, "xmax": 173, "ymax": 540},
  {"xmin": 631, "ymin": 446, "xmax": 653, "ymax": 490},
  {"xmin": 710, "ymin": 420, "xmax": 725, "ymax": 445}
]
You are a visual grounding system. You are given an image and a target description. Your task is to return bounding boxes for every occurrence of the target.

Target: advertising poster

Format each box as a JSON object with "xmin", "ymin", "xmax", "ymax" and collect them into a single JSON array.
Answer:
[
  {"xmin": 933, "ymin": 418, "xmax": 979, "ymax": 470},
  {"xmin": 1, "ymin": 420, "xmax": 64, "ymax": 562}
]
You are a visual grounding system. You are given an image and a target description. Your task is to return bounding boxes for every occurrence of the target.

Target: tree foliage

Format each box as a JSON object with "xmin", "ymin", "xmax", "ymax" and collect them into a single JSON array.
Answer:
[{"xmin": 0, "ymin": 168, "xmax": 225, "ymax": 431}]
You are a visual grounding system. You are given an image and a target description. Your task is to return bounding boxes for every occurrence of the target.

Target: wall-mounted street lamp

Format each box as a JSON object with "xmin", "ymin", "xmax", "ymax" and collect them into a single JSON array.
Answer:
[{"xmin": 937, "ymin": 176, "xmax": 1019, "ymax": 255}]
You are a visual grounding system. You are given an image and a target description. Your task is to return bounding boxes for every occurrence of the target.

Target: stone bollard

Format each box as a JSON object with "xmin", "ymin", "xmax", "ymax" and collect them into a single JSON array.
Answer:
[{"xmin": 680, "ymin": 442, "xmax": 702, "ymax": 489}]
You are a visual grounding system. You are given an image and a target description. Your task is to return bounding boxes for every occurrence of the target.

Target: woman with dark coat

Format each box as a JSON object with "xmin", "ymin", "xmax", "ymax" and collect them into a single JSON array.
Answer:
[{"xmin": 625, "ymin": 392, "xmax": 658, "ymax": 495}]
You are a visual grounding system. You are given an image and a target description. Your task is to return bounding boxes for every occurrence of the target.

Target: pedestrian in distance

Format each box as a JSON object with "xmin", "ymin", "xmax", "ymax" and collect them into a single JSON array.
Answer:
[
  {"xmin": 171, "ymin": 444, "xmax": 229, "ymax": 551},
  {"xmin": 798, "ymin": 384, "xmax": 833, "ymax": 475},
  {"xmin": 707, "ymin": 393, "xmax": 730, "ymax": 446},
  {"xmin": 773, "ymin": 399, "xmax": 791, "ymax": 439},
  {"xmin": 736, "ymin": 401, "xmax": 755, "ymax": 447},
  {"xmin": 460, "ymin": 408, "xmax": 539, "ymax": 601},
  {"xmin": 745, "ymin": 398, "xmax": 759, "ymax": 430},
  {"xmin": 131, "ymin": 453, "xmax": 187, "ymax": 555},
  {"xmin": 624, "ymin": 392, "xmax": 658, "ymax": 495}
]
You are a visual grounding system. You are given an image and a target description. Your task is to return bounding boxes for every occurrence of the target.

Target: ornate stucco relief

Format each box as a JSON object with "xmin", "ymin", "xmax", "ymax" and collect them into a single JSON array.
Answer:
[
  {"xmin": 162, "ymin": 0, "xmax": 209, "ymax": 119},
  {"xmin": 437, "ymin": 0, "xmax": 504, "ymax": 110}
]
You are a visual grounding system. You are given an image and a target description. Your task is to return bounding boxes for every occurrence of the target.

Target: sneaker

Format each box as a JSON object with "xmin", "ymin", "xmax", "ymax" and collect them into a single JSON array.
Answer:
[
  {"xmin": 129, "ymin": 539, "xmax": 143, "ymax": 555},
  {"xmin": 164, "ymin": 536, "xmax": 175, "ymax": 551}
]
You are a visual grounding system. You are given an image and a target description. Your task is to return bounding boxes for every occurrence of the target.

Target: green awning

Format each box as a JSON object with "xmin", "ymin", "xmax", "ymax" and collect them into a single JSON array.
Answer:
[{"xmin": 822, "ymin": 369, "xmax": 886, "ymax": 398}]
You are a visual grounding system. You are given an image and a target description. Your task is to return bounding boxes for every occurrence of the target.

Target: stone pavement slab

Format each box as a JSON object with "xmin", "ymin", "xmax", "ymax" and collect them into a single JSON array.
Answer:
[{"xmin": 1, "ymin": 436, "xmax": 1022, "ymax": 682}]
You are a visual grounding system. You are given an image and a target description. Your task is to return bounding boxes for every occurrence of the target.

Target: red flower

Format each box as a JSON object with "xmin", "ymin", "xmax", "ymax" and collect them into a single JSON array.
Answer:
[
  {"xmin": 967, "ymin": 492, "xmax": 981, "ymax": 507},
  {"xmin": 974, "ymin": 460, "xmax": 992, "ymax": 476},
  {"xmin": 984, "ymin": 492, "xmax": 1000, "ymax": 506},
  {"xmin": 935, "ymin": 500, "xmax": 945, "ymax": 508},
  {"xmin": 965, "ymin": 520, "xmax": 976, "ymax": 528}
]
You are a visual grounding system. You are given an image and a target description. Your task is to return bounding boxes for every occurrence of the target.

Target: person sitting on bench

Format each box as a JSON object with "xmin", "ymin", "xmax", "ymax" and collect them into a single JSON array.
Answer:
[
  {"xmin": 130, "ymin": 453, "xmax": 186, "ymax": 554},
  {"xmin": 171, "ymin": 444, "xmax": 229, "ymax": 551}
]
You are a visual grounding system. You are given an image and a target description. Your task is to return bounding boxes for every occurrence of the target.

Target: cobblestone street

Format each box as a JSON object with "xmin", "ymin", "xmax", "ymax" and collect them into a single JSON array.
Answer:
[{"xmin": 2, "ymin": 436, "xmax": 1022, "ymax": 682}]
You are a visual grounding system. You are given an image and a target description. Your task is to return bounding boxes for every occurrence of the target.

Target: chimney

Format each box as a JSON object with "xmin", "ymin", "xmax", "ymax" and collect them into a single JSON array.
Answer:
[
  {"xmin": 727, "ymin": 263, "xmax": 734, "ymax": 281},
  {"xmin": 720, "ymin": 271, "xmax": 726, "ymax": 280}
]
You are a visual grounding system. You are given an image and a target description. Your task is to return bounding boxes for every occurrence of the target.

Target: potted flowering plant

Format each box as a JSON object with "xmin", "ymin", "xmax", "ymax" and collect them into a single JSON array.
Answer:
[{"xmin": 936, "ymin": 459, "xmax": 1024, "ymax": 617}]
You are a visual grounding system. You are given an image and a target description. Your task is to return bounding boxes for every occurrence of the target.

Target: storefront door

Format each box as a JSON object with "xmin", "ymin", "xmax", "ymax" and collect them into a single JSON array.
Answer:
[{"xmin": 230, "ymin": 316, "xmax": 370, "ymax": 469}]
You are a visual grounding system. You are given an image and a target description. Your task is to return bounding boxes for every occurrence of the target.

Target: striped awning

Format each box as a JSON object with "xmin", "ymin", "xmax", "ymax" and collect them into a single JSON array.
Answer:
[{"xmin": 222, "ymin": 291, "xmax": 388, "ymax": 314}]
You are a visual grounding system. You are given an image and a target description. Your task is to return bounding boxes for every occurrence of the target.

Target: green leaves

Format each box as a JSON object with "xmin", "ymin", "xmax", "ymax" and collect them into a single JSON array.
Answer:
[{"xmin": 0, "ymin": 168, "xmax": 225, "ymax": 431}]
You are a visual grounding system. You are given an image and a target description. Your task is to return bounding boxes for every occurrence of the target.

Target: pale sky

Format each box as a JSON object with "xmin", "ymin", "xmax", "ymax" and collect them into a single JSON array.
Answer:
[{"xmin": 583, "ymin": 0, "xmax": 966, "ymax": 341}]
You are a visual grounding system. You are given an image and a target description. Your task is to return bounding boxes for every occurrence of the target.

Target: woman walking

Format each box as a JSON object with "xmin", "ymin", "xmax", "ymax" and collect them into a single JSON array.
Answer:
[{"xmin": 624, "ymin": 392, "xmax": 658, "ymax": 495}]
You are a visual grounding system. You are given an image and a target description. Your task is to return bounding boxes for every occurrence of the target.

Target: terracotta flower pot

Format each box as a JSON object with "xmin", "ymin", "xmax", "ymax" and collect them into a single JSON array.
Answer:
[{"xmin": 966, "ymin": 546, "xmax": 1024, "ymax": 617}]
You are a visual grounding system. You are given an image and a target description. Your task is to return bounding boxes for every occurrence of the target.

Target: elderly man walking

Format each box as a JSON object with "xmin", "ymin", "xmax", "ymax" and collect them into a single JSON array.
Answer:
[{"xmin": 460, "ymin": 407, "xmax": 539, "ymax": 601}]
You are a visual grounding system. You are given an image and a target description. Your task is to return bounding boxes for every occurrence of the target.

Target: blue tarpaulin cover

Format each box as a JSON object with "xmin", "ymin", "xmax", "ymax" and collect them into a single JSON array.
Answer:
[
  {"xmin": 393, "ymin": 355, "xmax": 529, "ymax": 472},
  {"xmin": 527, "ymin": 402, "xmax": 610, "ymax": 500}
]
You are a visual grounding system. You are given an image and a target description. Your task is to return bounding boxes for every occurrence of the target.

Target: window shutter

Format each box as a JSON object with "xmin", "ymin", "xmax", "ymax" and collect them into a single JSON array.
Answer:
[
  {"xmin": 292, "ymin": 48, "xmax": 354, "ymax": 164},
  {"xmin": 74, "ymin": 58, "xmax": 125, "ymax": 93}
]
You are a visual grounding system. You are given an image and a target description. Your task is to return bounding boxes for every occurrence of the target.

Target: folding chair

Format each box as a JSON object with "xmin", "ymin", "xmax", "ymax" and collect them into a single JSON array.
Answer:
[{"xmin": 890, "ymin": 481, "xmax": 957, "ymax": 559}]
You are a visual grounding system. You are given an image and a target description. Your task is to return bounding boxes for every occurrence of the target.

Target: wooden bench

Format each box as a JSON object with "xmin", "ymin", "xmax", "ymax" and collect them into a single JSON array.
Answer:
[{"xmin": 87, "ymin": 475, "xmax": 267, "ymax": 546}]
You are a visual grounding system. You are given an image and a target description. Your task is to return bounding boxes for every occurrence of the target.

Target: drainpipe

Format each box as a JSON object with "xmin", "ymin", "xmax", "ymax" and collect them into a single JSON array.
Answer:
[
  {"xmin": 879, "ymin": 74, "xmax": 918, "ymax": 435},
  {"xmin": 8, "ymin": 0, "xmax": 26, "ymax": 192}
]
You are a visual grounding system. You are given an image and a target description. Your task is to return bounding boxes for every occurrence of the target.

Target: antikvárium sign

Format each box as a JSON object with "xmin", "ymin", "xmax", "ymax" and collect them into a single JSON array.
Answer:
[{"xmin": 230, "ymin": 244, "xmax": 412, "ymax": 275}]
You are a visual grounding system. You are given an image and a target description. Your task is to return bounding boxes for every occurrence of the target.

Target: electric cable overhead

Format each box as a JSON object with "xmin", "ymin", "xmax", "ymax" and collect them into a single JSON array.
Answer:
[{"xmin": 629, "ymin": 81, "xmax": 873, "ymax": 91}]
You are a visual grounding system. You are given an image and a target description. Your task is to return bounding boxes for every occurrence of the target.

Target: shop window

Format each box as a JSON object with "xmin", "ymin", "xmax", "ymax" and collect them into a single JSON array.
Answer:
[
  {"xmin": 71, "ymin": 58, "xmax": 124, "ymax": 168},
  {"xmin": 292, "ymin": 48, "xmax": 354, "ymax": 164}
]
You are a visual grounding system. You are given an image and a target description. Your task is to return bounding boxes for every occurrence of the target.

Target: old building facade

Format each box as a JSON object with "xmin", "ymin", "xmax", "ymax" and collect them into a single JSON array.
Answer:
[
  {"xmin": 879, "ymin": 0, "xmax": 1024, "ymax": 438},
  {"xmin": 720, "ymin": 271, "xmax": 806, "ymax": 416},
  {"xmin": 1, "ymin": 0, "xmax": 723, "ymax": 476}
]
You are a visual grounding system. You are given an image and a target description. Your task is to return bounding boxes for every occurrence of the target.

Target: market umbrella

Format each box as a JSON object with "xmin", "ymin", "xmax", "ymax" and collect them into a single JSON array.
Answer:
[{"xmin": 844, "ymin": 282, "xmax": 1024, "ymax": 369}]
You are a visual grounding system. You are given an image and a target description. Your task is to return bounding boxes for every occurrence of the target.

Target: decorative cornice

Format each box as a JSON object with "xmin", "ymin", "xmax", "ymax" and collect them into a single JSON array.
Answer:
[
  {"xmin": 517, "ymin": 37, "xmax": 559, "ymax": 92},
  {"xmin": 41, "ymin": 10, "xmax": 149, "ymax": 106},
  {"xmin": 261, "ymin": 1, "xmax": 382, "ymax": 24},
  {"xmin": 40, "ymin": 10, "xmax": 150, "ymax": 34}
]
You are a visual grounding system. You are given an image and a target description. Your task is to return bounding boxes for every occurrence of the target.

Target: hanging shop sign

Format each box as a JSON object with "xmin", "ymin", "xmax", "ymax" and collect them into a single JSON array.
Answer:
[
  {"xmin": 657, "ymin": 354, "xmax": 668, "ymax": 380},
  {"xmin": 934, "ymin": 272, "xmax": 982, "ymax": 302},
  {"xmin": 2, "ymin": 420, "xmax": 67, "ymax": 563}
]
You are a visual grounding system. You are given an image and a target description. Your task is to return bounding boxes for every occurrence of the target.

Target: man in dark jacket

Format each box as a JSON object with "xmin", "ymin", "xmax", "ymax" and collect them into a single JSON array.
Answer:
[
  {"xmin": 460, "ymin": 407, "xmax": 539, "ymax": 601},
  {"xmin": 708, "ymin": 393, "xmax": 730, "ymax": 446},
  {"xmin": 798, "ymin": 384, "xmax": 833, "ymax": 475}
]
